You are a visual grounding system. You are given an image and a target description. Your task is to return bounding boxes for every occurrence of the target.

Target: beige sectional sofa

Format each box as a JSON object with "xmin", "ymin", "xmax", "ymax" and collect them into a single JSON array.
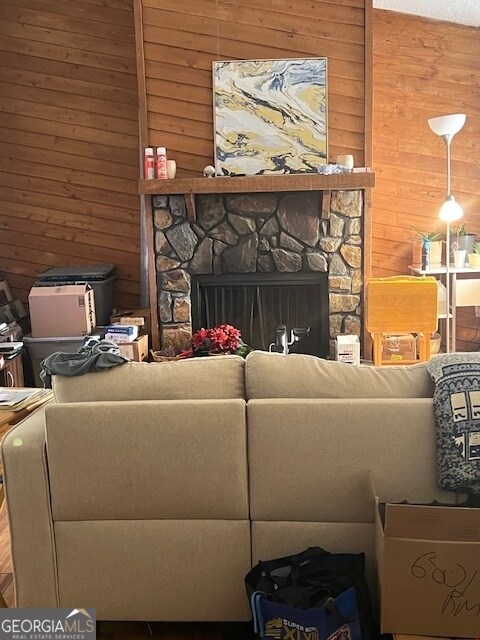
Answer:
[{"xmin": 1, "ymin": 351, "xmax": 456, "ymax": 620}]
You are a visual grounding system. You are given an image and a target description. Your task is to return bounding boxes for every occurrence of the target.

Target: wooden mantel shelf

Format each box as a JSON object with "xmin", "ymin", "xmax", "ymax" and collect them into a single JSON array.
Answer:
[
  {"xmin": 139, "ymin": 171, "xmax": 375, "ymax": 196},
  {"xmin": 138, "ymin": 171, "xmax": 375, "ymax": 220}
]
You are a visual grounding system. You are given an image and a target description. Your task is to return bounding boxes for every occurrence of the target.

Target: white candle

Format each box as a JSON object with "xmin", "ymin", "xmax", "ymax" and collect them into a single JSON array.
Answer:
[
  {"xmin": 166, "ymin": 160, "xmax": 177, "ymax": 179},
  {"xmin": 336, "ymin": 154, "xmax": 354, "ymax": 170}
]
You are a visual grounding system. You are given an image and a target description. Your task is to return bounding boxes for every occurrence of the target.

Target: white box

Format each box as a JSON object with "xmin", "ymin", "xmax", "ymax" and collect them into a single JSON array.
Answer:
[
  {"xmin": 105, "ymin": 324, "xmax": 138, "ymax": 343},
  {"xmin": 335, "ymin": 334, "xmax": 360, "ymax": 364},
  {"xmin": 105, "ymin": 332, "xmax": 137, "ymax": 343}
]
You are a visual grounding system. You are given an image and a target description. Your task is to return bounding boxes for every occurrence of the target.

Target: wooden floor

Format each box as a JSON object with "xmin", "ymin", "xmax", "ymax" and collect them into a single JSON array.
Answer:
[
  {"xmin": 0, "ymin": 502, "xmax": 13, "ymax": 608},
  {"xmin": 0, "ymin": 503, "xmax": 253, "ymax": 639}
]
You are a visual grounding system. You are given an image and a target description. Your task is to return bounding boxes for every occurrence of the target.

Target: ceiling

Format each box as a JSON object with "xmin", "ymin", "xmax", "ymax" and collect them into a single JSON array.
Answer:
[{"xmin": 373, "ymin": 0, "xmax": 480, "ymax": 27}]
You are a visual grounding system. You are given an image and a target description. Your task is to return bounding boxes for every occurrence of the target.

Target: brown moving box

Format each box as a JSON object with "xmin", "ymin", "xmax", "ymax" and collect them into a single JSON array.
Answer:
[
  {"xmin": 110, "ymin": 308, "xmax": 151, "ymax": 336},
  {"xmin": 394, "ymin": 636, "xmax": 479, "ymax": 640},
  {"xmin": 381, "ymin": 333, "xmax": 417, "ymax": 362},
  {"xmin": 29, "ymin": 284, "xmax": 96, "ymax": 338},
  {"xmin": 375, "ymin": 492, "xmax": 480, "ymax": 638},
  {"xmin": 116, "ymin": 334, "xmax": 149, "ymax": 362}
]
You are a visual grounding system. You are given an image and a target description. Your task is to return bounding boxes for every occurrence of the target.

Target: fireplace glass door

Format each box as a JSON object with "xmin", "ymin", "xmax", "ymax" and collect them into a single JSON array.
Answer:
[{"xmin": 191, "ymin": 273, "xmax": 329, "ymax": 357}]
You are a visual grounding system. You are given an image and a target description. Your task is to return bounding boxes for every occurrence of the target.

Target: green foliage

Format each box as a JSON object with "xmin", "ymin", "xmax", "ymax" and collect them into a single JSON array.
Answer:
[
  {"xmin": 473, "ymin": 242, "xmax": 480, "ymax": 255},
  {"xmin": 450, "ymin": 223, "xmax": 469, "ymax": 236},
  {"xmin": 410, "ymin": 226, "xmax": 443, "ymax": 242},
  {"xmin": 235, "ymin": 342, "xmax": 252, "ymax": 358}
]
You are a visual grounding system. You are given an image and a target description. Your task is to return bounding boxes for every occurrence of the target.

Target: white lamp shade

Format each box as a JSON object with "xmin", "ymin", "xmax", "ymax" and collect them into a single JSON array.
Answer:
[
  {"xmin": 428, "ymin": 113, "xmax": 466, "ymax": 137},
  {"xmin": 439, "ymin": 195, "xmax": 464, "ymax": 222}
]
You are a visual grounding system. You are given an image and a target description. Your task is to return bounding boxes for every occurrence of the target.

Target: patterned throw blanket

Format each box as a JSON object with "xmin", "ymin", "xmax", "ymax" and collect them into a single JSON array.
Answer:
[{"xmin": 428, "ymin": 353, "xmax": 480, "ymax": 496}]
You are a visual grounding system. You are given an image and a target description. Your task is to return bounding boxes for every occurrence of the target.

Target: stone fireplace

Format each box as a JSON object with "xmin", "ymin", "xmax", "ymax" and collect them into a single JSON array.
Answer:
[{"xmin": 151, "ymin": 186, "xmax": 364, "ymax": 358}]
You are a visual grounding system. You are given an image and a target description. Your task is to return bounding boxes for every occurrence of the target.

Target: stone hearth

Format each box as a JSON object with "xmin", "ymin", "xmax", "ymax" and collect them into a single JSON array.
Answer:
[{"xmin": 152, "ymin": 189, "xmax": 363, "ymax": 357}]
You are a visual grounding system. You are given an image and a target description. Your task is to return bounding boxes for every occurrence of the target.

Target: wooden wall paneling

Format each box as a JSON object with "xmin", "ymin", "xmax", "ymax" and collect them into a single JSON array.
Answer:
[
  {"xmin": 142, "ymin": 0, "xmax": 368, "ymax": 176},
  {"xmin": 362, "ymin": 0, "xmax": 373, "ymax": 356},
  {"xmin": 2, "ymin": 0, "xmax": 135, "ymax": 28},
  {"xmin": 133, "ymin": 0, "xmax": 160, "ymax": 351},
  {"xmin": 0, "ymin": 0, "xmax": 140, "ymax": 312},
  {"xmin": 372, "ymin": 9, "xmax": 480, "ymax": 350},
  {"xmin": 147, "ymin": 0, "xmax": 366, "ymax": 26}
]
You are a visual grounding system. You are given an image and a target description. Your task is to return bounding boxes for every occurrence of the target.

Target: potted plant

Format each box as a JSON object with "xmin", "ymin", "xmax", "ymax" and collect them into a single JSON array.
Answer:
[
  {"xmin": 450, "ymin": 223, "xmax": 477, "ymax": 264},
  {"xmin": 468, "ymin": 242, "xmax": 480, "ymax": 268},
  {"xmin": 192, "ymin": 323, "xmax": 251, "ymax": 357},
  {"xmin": 411, "ymin": 227, "xmax": 443, "ymax": 269}
]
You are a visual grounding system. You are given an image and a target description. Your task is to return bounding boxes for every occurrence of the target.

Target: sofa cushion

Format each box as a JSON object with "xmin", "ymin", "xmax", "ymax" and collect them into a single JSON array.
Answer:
[
  {"xmin": 53, "ymin": 356, "xmax": 245, "ymax": 402},
  {"xmin": 248, "ymin": 398, "xmax": 453, "ymax": 523},
  {"xmin": 55, "ymin": 519, "xmax": 251, "ymax": 620},
  {"xmin": 245, "ymin": 351, "xmax": 434, "ymax": 399},
  {"xmin": 45, "ymin": 399, "xmax": 248, "ymax": 521}
]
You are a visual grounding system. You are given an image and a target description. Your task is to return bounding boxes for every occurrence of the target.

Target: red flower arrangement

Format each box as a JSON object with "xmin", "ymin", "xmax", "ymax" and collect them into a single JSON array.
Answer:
[{"xmin": 191, "ymin": 323, "xmax": 251, "ymax": 357}]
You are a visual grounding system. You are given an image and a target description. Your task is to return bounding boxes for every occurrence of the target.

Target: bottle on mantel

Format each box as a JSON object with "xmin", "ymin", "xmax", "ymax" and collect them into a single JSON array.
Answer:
[
  {"xmin": 156, "ymin": 147, "xmax": 168, "ymax": 179},
  {"xmin": 143, "ymin": 147, "xmax": 155, "ymax": 180}
]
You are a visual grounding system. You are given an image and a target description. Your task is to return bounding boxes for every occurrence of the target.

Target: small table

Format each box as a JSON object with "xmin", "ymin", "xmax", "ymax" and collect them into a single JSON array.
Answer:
[
  {"xmin": 0, "ymin": 393, "xmax": 53, "ymax": 503},
  {"xmin": 0, "ymin": 352, "xmax": 24, "ymax": 388},
  {"xmin": 409, "ymin": 265, "xmax": 480, "ymax": 352}
]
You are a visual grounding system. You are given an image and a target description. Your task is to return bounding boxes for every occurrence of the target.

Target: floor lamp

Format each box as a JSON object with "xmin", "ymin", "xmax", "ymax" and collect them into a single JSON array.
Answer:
[{"xmin": 427, "ymin": 113, "xmax": 466, "ymax": 353}]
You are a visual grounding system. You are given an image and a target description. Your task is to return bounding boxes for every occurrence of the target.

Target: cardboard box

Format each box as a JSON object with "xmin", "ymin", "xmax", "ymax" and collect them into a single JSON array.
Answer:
[
  {"xmin": 116, "ymin": 334, "xmax": 148, "ymax": 361},
  {"xmin": 105, "ymin": 324, "xmax": 139, "ymax": 343},
  {"xmin": 29, "ymin": 284, "xmax": 96, "ymax": 338},
  {"xmin": 117, "ymin": 316, "xmax": 145, "ymax": 327},
  {"xmin": 382, "ymin": 333, "xmax": 417, "ymax": 362},
  {"xmin": 335, "ymin": 334, "xmax": 360, "ymax": 364},
  {"xmin": 394, "ymin": 636, "xmax": 480, "ymax": 640},
  {"xmin": 110, "ymin": 308, "xmax": 151, "ymax": 336},
  {"xmin": 375, "ymin": 492, "xmax": 480, "ymax": 638}
]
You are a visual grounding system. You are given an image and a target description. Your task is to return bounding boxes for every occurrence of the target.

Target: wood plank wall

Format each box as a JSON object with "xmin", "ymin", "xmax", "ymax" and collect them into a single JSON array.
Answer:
[
  {"xmin": 0, "ymin": 0, "xmax": 141, "ymax": 311},
  {"xmin": 140, "ymin": 0, "xmax": 370, "ymax": 177},
  {"xmin": 372, "ymin": 10, "xmax": 480, "ymax": 351}
]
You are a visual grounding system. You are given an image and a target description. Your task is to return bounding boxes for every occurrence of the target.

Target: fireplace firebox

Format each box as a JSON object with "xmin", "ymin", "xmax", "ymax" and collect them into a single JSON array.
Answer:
[{"xmin": 191, "ymin": 272, "xmax": 329, "ymax": 357}]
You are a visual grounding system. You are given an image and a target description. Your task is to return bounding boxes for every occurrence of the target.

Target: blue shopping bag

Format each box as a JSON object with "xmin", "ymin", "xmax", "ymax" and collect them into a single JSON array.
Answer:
[{"xmin": 251, "ymin": 587, "xmax": 362, "ymax": 640}]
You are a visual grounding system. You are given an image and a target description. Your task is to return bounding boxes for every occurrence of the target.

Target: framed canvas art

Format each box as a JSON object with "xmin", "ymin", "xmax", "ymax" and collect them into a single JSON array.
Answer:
[{"xmin": 213, "ymin": 58, "xmax": 328, "ymax": 176}]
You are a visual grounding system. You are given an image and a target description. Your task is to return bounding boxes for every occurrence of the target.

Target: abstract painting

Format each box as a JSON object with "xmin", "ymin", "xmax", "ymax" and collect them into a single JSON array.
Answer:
[{"xmin": 213, "ymin": 58, "xmax": 327, "ymax": 176}]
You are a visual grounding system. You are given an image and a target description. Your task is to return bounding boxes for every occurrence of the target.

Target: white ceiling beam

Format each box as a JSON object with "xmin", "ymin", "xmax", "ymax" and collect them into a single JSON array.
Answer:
[{"xmin": 373, "ymin": 0, "xmax": 480, "ymax": 27}]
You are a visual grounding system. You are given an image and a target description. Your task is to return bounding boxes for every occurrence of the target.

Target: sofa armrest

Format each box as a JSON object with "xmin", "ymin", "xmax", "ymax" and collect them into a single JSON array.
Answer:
[{"xmin": 1, "ymin": 407, "xmax": 58, "ymax": 607}]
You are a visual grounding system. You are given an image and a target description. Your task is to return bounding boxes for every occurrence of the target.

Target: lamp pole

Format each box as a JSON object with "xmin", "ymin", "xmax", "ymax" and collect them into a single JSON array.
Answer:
[
  {"xmin": 427, "ymin": 113, "xmax": 466, "ymax": 355},
  {"xmin": 445, "ymin": 218, "xmax": 451, "ymax": 353},
  {"xmin": 444, "ymin": 133, "xmax": 452, "ymax": 354}
]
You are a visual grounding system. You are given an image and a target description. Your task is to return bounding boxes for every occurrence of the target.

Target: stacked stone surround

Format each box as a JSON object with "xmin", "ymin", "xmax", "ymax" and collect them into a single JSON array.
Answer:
[{"xmin": 152, "ymin": 190, "xmax": 363, "ymax": 357}]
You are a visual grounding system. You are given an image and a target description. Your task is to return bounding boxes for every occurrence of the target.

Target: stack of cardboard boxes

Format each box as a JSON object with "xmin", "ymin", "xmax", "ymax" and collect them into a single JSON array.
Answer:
[
  {"xmin": 28, "ymin": 285, "xmax": 150, "ymax": 365},
  {"xmin": 26, "ymin": 284, "xmax": 99, "ymax": 386},
  {"xmin": 26, "ymin": 285, "xmax": 151, "ymax": 385},
  {"xmin": 107, "ymin": 308, "xmax": 150, "ymax": 362}
]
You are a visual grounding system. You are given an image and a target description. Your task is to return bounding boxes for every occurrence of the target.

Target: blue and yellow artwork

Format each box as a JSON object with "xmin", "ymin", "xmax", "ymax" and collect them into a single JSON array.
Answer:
[{"xmin": 213, "ymin": 58, "xmax": 328, "ymax": 176}]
